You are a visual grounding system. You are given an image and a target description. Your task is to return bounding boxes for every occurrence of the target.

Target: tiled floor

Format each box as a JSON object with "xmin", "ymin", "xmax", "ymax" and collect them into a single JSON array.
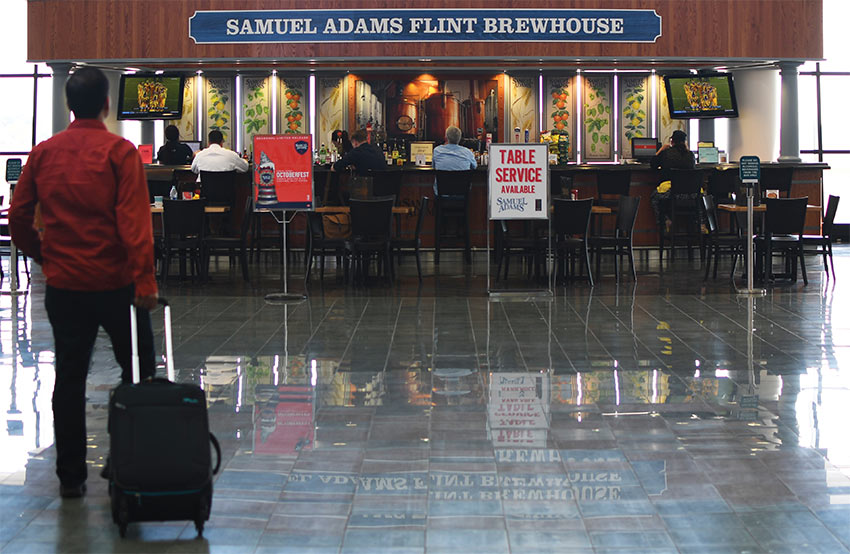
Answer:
[{"xmin": 3, "ymin": 246, "xmax": 850, "ymax": 553}]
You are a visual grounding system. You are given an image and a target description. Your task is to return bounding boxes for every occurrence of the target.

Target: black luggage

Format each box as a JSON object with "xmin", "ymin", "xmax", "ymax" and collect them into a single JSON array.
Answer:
[{"xmin": 105, "ymin": 299, "xmax": 221, "ymax": 538}]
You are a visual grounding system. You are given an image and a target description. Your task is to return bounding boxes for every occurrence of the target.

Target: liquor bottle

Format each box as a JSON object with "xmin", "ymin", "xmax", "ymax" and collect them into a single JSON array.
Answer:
[
  {"xmin": 169, "ymin": 184, "xmax": 178, "ymax": 200},
  {"xmin": 391, "ymin": 141, "xmax": 399, "ymax": 164},
  {"xmin": 318, "ymin": 143, "xmax": 328, "ymax": 165}
]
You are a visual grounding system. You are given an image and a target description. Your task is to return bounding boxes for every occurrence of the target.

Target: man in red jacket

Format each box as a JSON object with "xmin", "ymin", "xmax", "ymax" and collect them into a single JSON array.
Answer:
[{"xmin": 10, "ymin": 66, "xmax": 158, "ymax": 499}]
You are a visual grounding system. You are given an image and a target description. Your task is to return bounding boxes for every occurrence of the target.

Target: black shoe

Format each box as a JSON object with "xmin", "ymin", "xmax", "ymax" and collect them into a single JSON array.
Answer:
[{"xmin": 60, "ymin": 482, "xmax": 87, "ymax": 499}]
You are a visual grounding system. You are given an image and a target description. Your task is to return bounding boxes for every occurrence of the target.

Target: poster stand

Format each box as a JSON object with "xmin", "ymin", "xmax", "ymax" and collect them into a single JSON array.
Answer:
[
  {"xmin": 253, "ymin": 134, "xmax": 313, "ymax": 304},
  {"xmin": 3, "ymin": 162, "xmax": 29, "ymax": 297},
  {"xmin": 262, "ymin": 210, "xmax": 306, "ymax": 304},
  {"xmin": 486, "ymin": 143, "xmax": 552, "ymax": 299},
  {"xmin": 736, "ymin": 156, "xmax": 766, "ymax": 297}
]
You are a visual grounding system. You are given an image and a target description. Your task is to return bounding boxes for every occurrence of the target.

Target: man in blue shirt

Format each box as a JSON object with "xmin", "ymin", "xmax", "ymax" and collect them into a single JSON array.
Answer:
[{"xmin": 433, "ymin": 126, "xmax": 477, "ymax": 171}]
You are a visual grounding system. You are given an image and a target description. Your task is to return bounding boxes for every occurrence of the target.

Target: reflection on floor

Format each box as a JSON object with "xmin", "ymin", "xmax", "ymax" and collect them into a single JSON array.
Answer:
[{"xmin": 3, "ymin": 247, "xmax": 850, "ymax": 553}]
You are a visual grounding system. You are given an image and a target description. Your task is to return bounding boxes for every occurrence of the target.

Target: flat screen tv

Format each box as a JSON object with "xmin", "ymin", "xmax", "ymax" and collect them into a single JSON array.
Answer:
[
  {"xmin": 663, "ymin": 73, "xmax": 738, "ymax": 119},
  {"xmin": 117, "ymin": 74, "xmax": 185, "ymax": 120}
]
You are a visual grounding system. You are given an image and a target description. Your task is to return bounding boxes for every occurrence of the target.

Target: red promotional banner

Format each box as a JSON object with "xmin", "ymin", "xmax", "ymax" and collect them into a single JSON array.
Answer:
[{"xmin": 252, "ymin": 134, "xmax": 314, "ymax": 210}]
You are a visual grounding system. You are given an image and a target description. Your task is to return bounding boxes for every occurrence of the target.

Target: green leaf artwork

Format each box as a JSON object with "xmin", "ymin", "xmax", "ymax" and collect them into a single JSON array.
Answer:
[
  {"xmin": 584, "ymin": 78, "xmax": 611, "ymax": 157},
  {"xmin": 242, "ymin": 80, "xmax": 269, "ymax": 138}
]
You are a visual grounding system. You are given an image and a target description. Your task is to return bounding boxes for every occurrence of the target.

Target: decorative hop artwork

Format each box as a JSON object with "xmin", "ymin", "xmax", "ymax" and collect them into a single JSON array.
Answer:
[
  {"xmin": 207, "ymin": 78, "xmax": 232, "ymax": 143},
  {"xmin": 549, "ymin": 81, "xmax": 571, "ymax": 133},
  {"xmin": 583, "ymin": 76, "xmax": 612, "ymax": 159},
  {"xmin": 621, "ymin": 77, "xmax": 647, "ymax": 142},
  {"xmin": 510, "ymin": 76, "xmax": 536, "ymax": 140},
  {"xmin": 243, "ymin": 78, "xmax": 269, "ymax": 136},
  {"xmin": 282, "ymin": 81, "xmax": 305, "ymax": 134}
]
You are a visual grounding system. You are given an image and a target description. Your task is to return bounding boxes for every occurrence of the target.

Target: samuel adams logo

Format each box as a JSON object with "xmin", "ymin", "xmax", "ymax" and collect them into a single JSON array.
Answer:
[{"xmin": 294, "ymin": 140, "xmax": 309, "ymax": 155}]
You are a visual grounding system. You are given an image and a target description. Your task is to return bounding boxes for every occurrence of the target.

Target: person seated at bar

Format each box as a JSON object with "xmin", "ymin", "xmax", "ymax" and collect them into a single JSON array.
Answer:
[
  {"xmin": 191, "ymin": 130, "xmax": 249, "ymax": 174},
  {"xmin": 433, "ymin": 125, "xmax": 477, "ymax": 171},
  {"xmin": 157, "ymin": 124, "xmax": 194, "ymax": 165},
  {"xmin": 331, "ymin": 128, "xmax": 384, "ymax": 176},
  {"xmin": 650, "ymin": 129, "xmax": 696, "ymax": 231},
  {"xmin": 331, "ymin": 129, "xmax": 353, "ymax": 156}
]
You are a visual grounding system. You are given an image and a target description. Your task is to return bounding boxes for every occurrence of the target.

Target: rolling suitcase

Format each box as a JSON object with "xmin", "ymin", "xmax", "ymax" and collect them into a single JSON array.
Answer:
[{"xmin": 105, "ymin": 298, "xmax": 221, "ymax": 538}]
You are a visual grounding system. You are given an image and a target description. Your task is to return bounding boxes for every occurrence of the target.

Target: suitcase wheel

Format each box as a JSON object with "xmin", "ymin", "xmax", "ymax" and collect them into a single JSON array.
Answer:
[
  {"xmin": 116, "ymin": 495, "xmax": 130, "ymax": 538},
  {"xmin": 194, "ymin": 521, "xmax": 204, "ymax": 538}
]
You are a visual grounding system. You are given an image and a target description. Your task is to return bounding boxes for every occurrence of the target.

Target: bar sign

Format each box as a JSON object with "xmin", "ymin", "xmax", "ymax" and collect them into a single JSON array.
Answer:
[{"xmin": 739, "ymin": 156, "xmax": 760, "ymax": 183}]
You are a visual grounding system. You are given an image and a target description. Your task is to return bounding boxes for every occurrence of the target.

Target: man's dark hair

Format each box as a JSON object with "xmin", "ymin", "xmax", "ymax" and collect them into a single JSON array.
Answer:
[
  {"xmin": 350, "ymin": 129, "xmax": 368, "ymax": 144},
  {"xmin": 66, "ymin": 66, "xmax": 109, "ymax": 119},
  {"xmin": 164, "ymin": 124, "xmax": 180, "ymax": 142},
  {"xmin": 208, "ymin": 130, "xmax": 224, "ymax": 145}
]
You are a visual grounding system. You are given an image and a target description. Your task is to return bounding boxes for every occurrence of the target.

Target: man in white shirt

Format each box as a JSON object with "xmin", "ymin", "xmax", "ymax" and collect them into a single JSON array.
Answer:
[{"xmin": 191, "ymin": 130, "xmax": 249, "ymax": 174}]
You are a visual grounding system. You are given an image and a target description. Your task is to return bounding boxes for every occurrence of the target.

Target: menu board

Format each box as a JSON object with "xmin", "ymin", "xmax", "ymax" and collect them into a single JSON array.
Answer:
[
  {"xmin": 253, "ymin": 134, "xmax": 314, "ymax": 210},
  {"xmin": 488, "ymin": 143, "xmax": 549, "ymax": 220},
  {"xmin": 410, "ymin": 142, "xmax": 434, "ymax": 164}
]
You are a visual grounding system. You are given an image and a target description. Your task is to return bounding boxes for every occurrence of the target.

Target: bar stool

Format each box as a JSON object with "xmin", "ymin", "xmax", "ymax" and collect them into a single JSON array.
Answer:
[{"xmin": 434, "ymin": 170, "xmax": 474, "ymax": 265}]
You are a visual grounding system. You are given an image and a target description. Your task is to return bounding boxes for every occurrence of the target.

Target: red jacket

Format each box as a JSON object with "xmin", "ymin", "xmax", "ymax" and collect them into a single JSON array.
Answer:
[{"xmin": 10, "ymin": 119, "xmax": 157, "ymax": 297}]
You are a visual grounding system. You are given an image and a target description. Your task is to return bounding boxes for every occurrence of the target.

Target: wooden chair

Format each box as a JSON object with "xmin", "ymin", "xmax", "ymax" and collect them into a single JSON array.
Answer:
[
  {"xmin": 803, "ymin": 194, "xmax": 839, "ymax": 279},
  {"xmin": 552, "ymin": 197, "xmax": 594, "ymax": 286},
  {"xmin": 391, "ymin": 196, "xmax": 429, "ymax": 282},
  {"xmin": 160, "ymin": 199, "xmax": 207, "ymax": 282},
  {"xmin": 346, "ymin": 196, "xmax": 395, "ymax": 285},
  {"xmin": 756, "ymin": 197, "xmax": 808, "ymax": 284},
  {"xmin": 434, "ymin": 170, "xmax": 474, "ymax": 264},
  {"xmin": 589, "ymin": 196, "xmax": 641, "ymax": 282},
  {"xmin": 204, "ymin": 196, "xmax": 252, "ymax": 281}
]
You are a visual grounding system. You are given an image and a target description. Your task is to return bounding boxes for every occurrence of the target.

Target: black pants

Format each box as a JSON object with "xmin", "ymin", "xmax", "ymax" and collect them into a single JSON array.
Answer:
[{"xmin": 45, "ymin": 285, "xmax": 155, "ymax": 487}]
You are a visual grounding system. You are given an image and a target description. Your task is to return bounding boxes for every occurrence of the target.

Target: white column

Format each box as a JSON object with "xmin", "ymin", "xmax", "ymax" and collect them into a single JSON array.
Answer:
[
  {"xmin": 728, "ymin": 68, "xmax": 779, "ymax": 162},
  {"xmin": 102, "ymin": 69, "xmax": 124, "ymax": 136},
  {"xmin": 778, "ymin": 62, "xmax": 803, "ymax": 162},
  {"xmin": 48, "ymin": 62, "xmax": 71, "ymax": 135},
  {"xmin": 698, "ymin": 119, "xmax": 715, "ymax": 145}
]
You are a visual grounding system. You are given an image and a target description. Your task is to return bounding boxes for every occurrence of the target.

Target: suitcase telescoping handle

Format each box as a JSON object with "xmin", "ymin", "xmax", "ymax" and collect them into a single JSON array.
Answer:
[{"xmin": 130, "ymin": 298, "xmax": 174, "ymax": 384}]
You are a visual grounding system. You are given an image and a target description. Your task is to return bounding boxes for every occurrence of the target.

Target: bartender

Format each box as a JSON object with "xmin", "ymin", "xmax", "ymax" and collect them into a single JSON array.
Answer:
[
  {"xmin": 156, "ymin": 124, "xmax": 194, "ymax": 165},
  {"xmin": 331, "ymin": 129, "xmax": 385, "ymax": 176}
]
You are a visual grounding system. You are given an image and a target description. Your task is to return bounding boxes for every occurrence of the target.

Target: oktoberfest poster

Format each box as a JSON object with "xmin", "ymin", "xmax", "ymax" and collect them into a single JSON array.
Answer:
[
  {"xmin": 488, "ymin": 143, "xmax": 549, "ymax": 220},
  {"xmin": 253, "ymin": 134, "xmax": 314, "ymax": 210}
]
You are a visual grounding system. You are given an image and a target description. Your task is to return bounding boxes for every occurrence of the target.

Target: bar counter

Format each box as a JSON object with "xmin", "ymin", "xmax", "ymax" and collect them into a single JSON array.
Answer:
[{"xmin": 146, "ymin": 162, "xmax": 828, "ymax": 249}]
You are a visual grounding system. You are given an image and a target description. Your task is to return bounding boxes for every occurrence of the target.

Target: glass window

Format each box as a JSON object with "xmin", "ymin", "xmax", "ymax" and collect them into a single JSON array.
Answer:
[
  {"xmin": 819, "ymin": 75, "xmax": 850, "ymax": 150},
  {"xmin": 821, "ymin": 154, "xmax": 850, "ymax": 224},
  {"xmin": 0, "ymin": 78, "xmax": 38, "ymax": 152},
  {"xmin": 820, "ymin": 0, "xmax": 850, "ymax": 73},
  {"xmin": 0, "ymin": 1, "xmax": 32, "ymax": 74},
  {"xmin": 799, "ymin": 75, "xmax": 819, "ymax": 153}
]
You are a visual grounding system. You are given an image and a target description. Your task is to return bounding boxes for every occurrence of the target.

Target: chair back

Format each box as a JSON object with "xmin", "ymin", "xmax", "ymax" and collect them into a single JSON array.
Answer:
[
  {"xmin": 764, "ymin": 197, "xmax": 807, "ymax": 235},
  {"xmin": 369, "ymin": 169, "xmax": 403, "ymax": 201},
  {"xmin": 760, "ymin": 166, "xmax": 794, "ymax": 197},
  {"xmin": 172, "ymin": 169, "xmax": 198, "ymax": 194},
  {"xmin": 415, "ymin": 197, "xmax": 430, "ymax": 242},
  {"xmin": 552, "ymin": 197, "xmax": 593, "ymax": 237},
  {"xmin": 701, "ymin": 194, "xmax": 721, "ymax": 235},
  {"xmin": 306, "ymin": 211, "xmax": 325, "ymax": 241},
  {"xmin": 238, "ymin": 196, "xmax": 253, "ymax": 242},
  {"xmin": 595, "ymin": 170, "xmax": 631, "ymax": 197},
  {"xmin": 435, "ymin": 170, "xmax": 474, "ymax": 197},
  {"xmin": 162, "ymin": 199, "xmax": 206, "ymax": 240},
  {"xmin": 706, "ymin": 169, "xmax": 739, "ymax": 203},
  {"xmin": 199, "ymin": 170, "xmax": 237, "ymax": 206},
  {"xmin": 669, "ymin": 169, "xmax": 704, "ymax": 195},
  {"xmin": 615, "ymin": 195, "xmax": 641, "ymax": 238},
  {"xmin": 349, "ymin": 196, "xmax": 395, "ymax": 240},
  {"xmin": 823, "ymin": 195, "xmax": 840, "ymax": 237}
]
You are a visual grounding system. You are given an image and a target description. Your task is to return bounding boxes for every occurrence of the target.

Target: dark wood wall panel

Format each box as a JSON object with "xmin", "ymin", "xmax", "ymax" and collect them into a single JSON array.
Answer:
[{"xmin": 28, "ymin": 0, "xmax": 822, "ymax": 64}]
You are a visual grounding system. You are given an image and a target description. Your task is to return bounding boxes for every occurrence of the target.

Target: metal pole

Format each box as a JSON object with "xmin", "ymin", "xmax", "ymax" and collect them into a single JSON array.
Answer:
[
  {"xmin": 264, "ymin": 210, "xmax": 306, "ymax": 303},
  {"xmin": 747, "ymin": 185, "xmax": 754, "ymax": 293}
]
